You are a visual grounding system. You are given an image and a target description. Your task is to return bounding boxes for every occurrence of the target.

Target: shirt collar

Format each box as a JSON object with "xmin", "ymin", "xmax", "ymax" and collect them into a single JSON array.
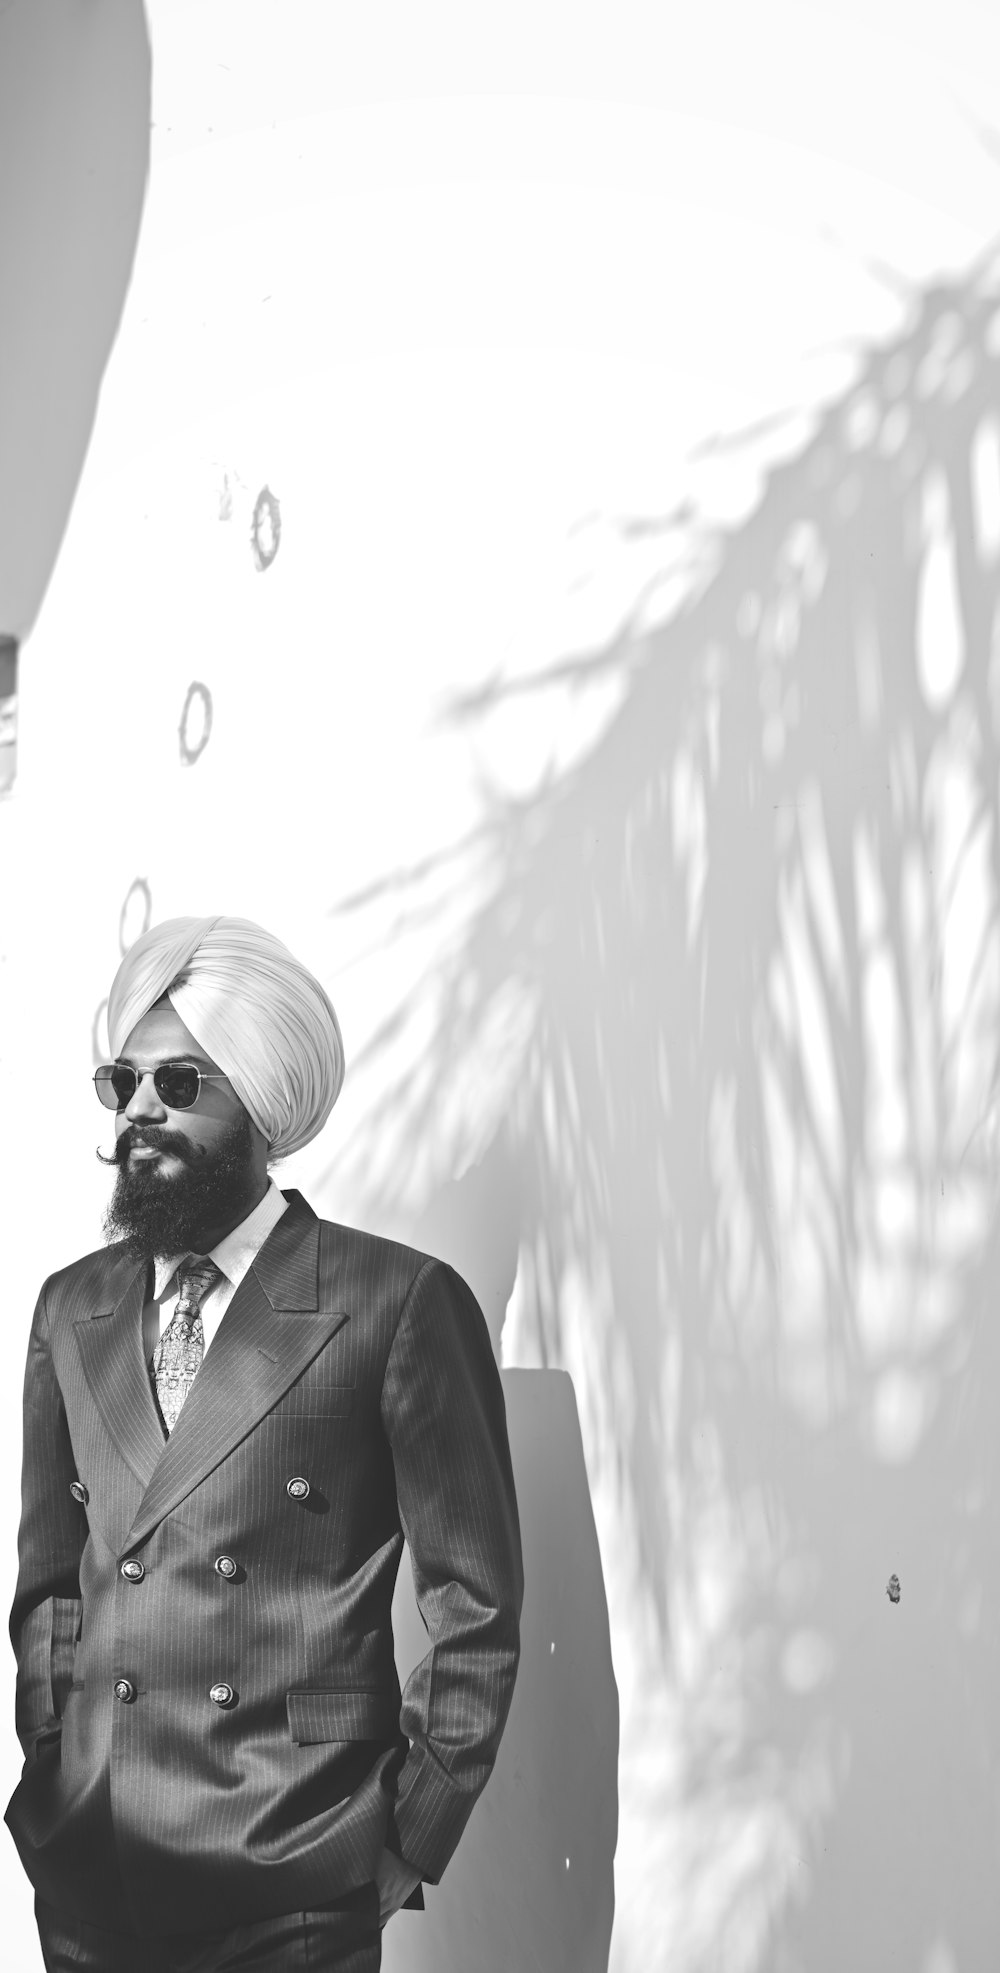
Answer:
[{"xmin": 153, "ymin": 1179, "xmax": 289, "ymax": 1303}]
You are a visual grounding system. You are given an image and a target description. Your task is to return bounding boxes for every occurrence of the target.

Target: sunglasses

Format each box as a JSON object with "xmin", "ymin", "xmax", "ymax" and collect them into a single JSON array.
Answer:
[{"xmin": 94, "ymin": 1061, "xmax": 229, "ymax": 1113}]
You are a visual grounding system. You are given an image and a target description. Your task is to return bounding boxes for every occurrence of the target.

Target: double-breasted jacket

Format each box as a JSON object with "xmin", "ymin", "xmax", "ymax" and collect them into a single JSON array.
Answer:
[{"xmin": 6, "ymin": 1189, "xmax": 523, "ymax": 1936}]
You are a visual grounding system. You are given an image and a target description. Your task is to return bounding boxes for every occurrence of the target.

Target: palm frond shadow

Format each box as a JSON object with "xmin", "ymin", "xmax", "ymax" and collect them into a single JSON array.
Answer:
[{"xmin": 322, "ymin": 243, "xmax": 1000, "ymax": 1964}]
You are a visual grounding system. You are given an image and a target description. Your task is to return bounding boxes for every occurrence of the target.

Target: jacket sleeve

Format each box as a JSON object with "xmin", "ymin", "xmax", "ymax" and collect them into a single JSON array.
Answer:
[
  {"xmin": 9, "ymin": 1279, "xmax": 86, "ymax": 1763},
  {"xmin": 380, "ymin": 1257, "xmax": 523, "ymax": 1884}
]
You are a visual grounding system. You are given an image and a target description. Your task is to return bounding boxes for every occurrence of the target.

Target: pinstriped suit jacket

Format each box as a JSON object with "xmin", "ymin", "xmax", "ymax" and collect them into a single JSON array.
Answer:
[{"xmin": 5, "ymin": 1189, "xmax": 523, "ymax": 1937}]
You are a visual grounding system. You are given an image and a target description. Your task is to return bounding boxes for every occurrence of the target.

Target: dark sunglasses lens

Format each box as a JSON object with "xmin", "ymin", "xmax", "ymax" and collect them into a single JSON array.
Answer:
[
  {"xmin": 95, "ymin": 1065, "xmax": 136, "ymax": 1110},
  {"xmin": 154, "ymin": 1064, "xmax": 201, "ymax": 1110}
]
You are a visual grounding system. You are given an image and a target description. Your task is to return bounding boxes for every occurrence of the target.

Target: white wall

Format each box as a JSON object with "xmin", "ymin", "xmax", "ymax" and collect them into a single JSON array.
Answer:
[{"xmin": 3, "ymin": 4, "xmax": 1000, "ymax": 1968}]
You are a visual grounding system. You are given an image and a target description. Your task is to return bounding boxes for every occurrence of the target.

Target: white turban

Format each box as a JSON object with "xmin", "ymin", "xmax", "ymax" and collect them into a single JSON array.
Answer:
[{"xmin": 107, "ymin": 915, "xmax": 345, "ymax": 1160}]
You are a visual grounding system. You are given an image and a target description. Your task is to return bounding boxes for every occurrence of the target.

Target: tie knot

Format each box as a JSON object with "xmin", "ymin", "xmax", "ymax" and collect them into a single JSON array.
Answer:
[{"xmin": 175, "ymin": 1258, "xmax": 222, "ymax": 1311}]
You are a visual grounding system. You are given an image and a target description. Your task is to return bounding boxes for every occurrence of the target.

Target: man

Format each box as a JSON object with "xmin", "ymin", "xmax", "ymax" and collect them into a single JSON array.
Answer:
[{"xmin": 6, "ymin": 915, "xmax": 523, "ymax": 1971}]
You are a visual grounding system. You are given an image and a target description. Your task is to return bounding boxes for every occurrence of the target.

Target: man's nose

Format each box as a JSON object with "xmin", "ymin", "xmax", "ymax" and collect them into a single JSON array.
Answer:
[{"xmin": 123, "ymin": 1071, "xmax": 168, "ymax": 1124}]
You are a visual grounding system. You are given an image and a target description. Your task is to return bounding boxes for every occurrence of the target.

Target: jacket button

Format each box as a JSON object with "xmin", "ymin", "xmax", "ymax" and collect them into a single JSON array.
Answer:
[
  {"xmin": 114, "ymin": 1679, "xmax": 136, "ymax": 1704},
  {"xmin": 120, "ymin": 1559, "xmax": 145, "ymax": 1583},
  {"xmin": 286, "ymin": 1476, "xmax": 310, "ymax": 1500},
  {"xmin": 69, "ymin": 1480, "xmax": 89, "ymax": 1505},
  {"xmin": 214, "ymin": 1555, "xmax": 238, "ymax": 1579},
  {"xmin": 209, "ymin": 1682, "xmax": 235, "ymax": 1708}
]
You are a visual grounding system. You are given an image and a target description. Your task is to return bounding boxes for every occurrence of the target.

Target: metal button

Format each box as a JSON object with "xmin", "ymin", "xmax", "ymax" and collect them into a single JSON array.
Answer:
[
  {"xmin": 69, "ymin": 1480, "xmax": 89, "ymax": 1505},
  {"xmin": 209, "ymin": 1682, "xmax": 235, "ymax": 1708},
  {"xmin": 214, "ymin": 1555, "xmax": 238, "ymax": 1579},
  {"xmin": 114, "ymin": 1679, "xmax": 136, "ymax": 1704},
  {"xmin": 286, "ymin": 1476, "xmax": 310, "ymax": 1501},
  {"xmin": 120, "ymin": 1560, "xmax": 145, "ymax": 1583}
]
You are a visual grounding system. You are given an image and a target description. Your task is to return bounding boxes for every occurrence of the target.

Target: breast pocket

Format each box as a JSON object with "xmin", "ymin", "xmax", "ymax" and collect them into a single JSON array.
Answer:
[
  {"xmin": 286, "ymin": 1688, "xmax": 400, "ymax": 1744},
  {"xmin": 273, "ymin": 1385, "xmax": 356, "ymax": 1421}
]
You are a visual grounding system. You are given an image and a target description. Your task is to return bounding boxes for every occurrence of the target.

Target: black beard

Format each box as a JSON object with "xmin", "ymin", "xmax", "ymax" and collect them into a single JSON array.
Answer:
[{"xmin": 100, "ymin": 1111, "xmax": 258, "ymax": 1262}]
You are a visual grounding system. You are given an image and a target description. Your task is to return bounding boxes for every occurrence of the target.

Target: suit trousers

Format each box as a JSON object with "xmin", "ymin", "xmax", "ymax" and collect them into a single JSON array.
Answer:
[{"xmin": 34, "ymin": 1886, "xmax": 382, "ymax": 1973}]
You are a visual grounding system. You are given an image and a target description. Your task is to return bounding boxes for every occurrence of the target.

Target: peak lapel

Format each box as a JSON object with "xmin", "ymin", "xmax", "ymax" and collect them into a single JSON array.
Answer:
[
  {"xmin": 126, "ymin": 1193, "xmax": 347, "ymax": 1548},
  {"xmin": 74, "ymin": 1260, "xmax": 168, "ymax": 1492},
  {"xmin": 252, "ymin": 1187, "xmax": 322, "ymax": 1312}
]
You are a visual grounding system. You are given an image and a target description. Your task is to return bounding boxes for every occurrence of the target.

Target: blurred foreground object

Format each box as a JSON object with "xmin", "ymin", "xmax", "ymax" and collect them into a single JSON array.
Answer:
[{"xmin": 0, "ymin": 0, "xmax": 150, "ymax": 786}]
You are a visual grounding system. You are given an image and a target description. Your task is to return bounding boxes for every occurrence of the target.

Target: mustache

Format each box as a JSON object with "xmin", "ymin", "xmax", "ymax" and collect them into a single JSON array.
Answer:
[{"xmin": 96, "ymin": 1126, "xmax": 199, "ymax": 1169}]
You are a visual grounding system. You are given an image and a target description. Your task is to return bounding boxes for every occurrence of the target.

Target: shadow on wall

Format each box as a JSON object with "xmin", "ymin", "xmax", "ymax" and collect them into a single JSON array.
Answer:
[
  {"xmin": 384, "ymin": 1136, "xmax": 619, "ymax": 1973},
  {"xmin": 0, "ymin": 0, "xmax": 150, "ymax": 786},
  {"xmin": 327, "ymin": 232, "xmax": 1000, "ymax": 1971}
]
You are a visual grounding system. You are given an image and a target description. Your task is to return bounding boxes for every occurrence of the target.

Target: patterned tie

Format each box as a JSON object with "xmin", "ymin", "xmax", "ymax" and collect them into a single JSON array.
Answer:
[{"xmin": 153, "ymin": 1258, "xmax": 222, "ymax": 1433}]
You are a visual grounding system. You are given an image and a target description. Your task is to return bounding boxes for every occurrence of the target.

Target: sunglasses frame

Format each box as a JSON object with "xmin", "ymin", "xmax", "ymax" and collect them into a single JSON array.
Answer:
[{"xmin": 94, "ymin": 1061, "xmax": 230, "ymax": 1113}]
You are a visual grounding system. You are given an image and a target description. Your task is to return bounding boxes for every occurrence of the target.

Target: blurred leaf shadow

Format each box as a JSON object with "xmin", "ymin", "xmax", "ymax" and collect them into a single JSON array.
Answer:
[{"xmin": 321, "ymin": 237, "xmax": 1000, "ymax": 1970}]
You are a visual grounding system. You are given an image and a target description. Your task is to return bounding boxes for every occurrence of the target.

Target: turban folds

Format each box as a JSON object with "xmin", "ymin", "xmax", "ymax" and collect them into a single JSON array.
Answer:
[{"xmin": 107, "ymin": 915, "xmax": 345, "ymax": 1160}]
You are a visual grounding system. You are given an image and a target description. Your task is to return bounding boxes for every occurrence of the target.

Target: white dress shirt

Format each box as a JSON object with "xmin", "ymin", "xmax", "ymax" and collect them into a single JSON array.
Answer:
[{"xmin": 152, "ymin": 1178, "xmax": 289, "ymax": 1357}]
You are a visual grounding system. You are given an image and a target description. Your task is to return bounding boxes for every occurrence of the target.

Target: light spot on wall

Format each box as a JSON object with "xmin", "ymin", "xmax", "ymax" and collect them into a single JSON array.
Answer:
[
  {"xmin": 971, "ymin": 415, "xmax": 1000, "ymax": 565},
  {"xmin": 842, "ymin": 390, "xmax": 879, "ymax": 451},
  {"xmin": 915, "ymin": 311, "xmax": 964, "ymax": 399},
  {"xmin": 922, "ymin": 1936, "xmax": 958, "ymax": 1973},
  {"xmin": 853, "ymin": 604, "xmax": 884, "ymax": 738},
  {"xmin": 916, "ymin": 470, "xmax": 964, "ymax": 709},
  {"xmin": 780, "ymin": 1628, "xmax": 836, "ymax": 1693},
  {"xmin": 879, "ymin": 401, "xmax": 910, "ymax": 457},
  {"xmin": 871, "ymin": 1365, "xmax": 930, "ymax": 1462},
  {"xmin": 777, "ymin": 517, "xmax": 827, "ymax": 606},
  {"xmin": 940, "ymin": 345, "xmax": 975, "ymax": 405}
]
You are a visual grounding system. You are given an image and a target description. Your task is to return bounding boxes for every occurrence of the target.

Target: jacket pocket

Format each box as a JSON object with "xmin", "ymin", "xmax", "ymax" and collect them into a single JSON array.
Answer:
[
  {"xmin": 273, "ymin": 1387, "xmax": 356, "ymax": 1420},
  {"xmin": 286, "ymin": 1688, "xmax": 399, "ymax": 1744}
]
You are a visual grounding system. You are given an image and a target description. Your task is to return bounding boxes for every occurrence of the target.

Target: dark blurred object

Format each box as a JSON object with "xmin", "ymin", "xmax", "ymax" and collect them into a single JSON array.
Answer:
[
  {"xmin": 0, "ymin": 635, "xmax": 17, "ymax": 795},
  {"xmin": 0, "ymin": 2, "xmax": 150, "ymax": 642}
]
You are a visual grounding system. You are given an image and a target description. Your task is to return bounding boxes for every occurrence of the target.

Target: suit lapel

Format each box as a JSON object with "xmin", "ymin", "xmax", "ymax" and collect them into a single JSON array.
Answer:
[
  {"xmin": 126, "ymin": 1192, "xmax": 348, "ymax": 1548},
  {"xmin": 74, "ymin": 1259, "xmax": 168, "ymax": 1491}
]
